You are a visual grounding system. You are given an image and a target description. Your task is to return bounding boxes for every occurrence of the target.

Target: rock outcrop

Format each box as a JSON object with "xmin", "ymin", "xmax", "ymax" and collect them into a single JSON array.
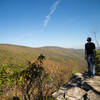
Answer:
[{"xmin": 52, "ymin": 72, "xmax": 100, "ymax": 100}]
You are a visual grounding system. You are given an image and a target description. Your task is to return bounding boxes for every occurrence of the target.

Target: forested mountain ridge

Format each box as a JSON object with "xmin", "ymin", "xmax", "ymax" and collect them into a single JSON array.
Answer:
[{"xmin": 0, "ymin": 44, "xmax": 86, "ymax": 70}]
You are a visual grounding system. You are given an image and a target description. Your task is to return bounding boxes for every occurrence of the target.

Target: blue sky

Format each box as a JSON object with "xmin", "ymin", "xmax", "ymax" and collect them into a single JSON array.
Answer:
[{"xmin": 0, "ymin": 0, "xmax": 100, "ymax": 49}]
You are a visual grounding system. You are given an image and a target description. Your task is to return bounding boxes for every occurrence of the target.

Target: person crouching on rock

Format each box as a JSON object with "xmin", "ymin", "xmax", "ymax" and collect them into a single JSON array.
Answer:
[{"xmin": 85, "ymin": 37, "xmax": 96, "ymax": 77}]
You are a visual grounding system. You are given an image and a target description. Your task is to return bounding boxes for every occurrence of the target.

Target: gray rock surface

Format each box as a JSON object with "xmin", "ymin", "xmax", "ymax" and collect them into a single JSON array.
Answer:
[
  {"xmin": 85, "ymin": 76, "xmax": 100, "ymax": 93},
  {"xmin": 52, "ymin": 72, "xmax": 100, "ymax": 100},
  {"xmin": 87, "ymin": 90, "xmax": 100, "ymax": 100}
]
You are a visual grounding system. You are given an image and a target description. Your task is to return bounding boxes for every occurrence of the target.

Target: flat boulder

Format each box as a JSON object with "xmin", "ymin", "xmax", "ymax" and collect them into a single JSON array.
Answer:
[
  {"xmin": 85, "ymin": 76, "xmax": 100, "ymax": 93},
  {"xmin": 65, "ymin": 87, "xmax": 86, "ymax": 100},
  {"xmin": 87, "ymin": 90, "xmax": 100, "ymax": 100}
]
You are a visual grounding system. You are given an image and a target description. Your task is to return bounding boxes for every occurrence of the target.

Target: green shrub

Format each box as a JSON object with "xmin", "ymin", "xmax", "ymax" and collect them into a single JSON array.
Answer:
[{"xmin": 96, "ymin": 49, "xmax": 100, "ymax": 75}]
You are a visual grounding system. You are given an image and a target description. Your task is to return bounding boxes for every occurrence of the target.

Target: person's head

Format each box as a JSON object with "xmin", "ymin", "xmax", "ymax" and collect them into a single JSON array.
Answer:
[{"xmin": 87, "ymin": 37, "xmax": 92, "ymax": 42}]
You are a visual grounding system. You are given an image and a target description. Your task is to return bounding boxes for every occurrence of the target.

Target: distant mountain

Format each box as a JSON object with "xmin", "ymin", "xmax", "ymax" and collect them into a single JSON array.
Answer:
[{"xmin": 0, "ymin": 44, "xmax": 86, "ymax": 72}]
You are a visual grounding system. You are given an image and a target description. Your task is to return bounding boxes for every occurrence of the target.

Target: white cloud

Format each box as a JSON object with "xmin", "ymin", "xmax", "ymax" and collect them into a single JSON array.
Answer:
[{"xmin": 43, "ymin": 0, "xmax": 61, "ymax": 27}]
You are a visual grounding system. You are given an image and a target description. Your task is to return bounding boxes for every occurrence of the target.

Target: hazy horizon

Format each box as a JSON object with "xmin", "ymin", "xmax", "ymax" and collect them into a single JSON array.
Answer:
[{"xmin": 0, "ymin": 43, "xmax": 84, "ymax": 50}]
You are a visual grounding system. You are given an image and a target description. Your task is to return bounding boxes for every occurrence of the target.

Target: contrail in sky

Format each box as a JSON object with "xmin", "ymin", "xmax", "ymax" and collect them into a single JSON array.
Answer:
[{"xmin": 43, "ymin": 0, "xmax": 61, "ymax": 27}]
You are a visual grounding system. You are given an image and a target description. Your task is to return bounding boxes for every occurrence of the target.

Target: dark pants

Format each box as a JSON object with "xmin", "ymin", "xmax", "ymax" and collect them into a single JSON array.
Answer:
[{"xmin": 87, "ymin": 54, "xmax": 95, "ymax": 76}]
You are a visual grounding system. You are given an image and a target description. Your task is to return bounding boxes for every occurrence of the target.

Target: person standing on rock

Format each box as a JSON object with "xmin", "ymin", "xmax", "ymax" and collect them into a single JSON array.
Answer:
[{"xmin": 85, "ymin": 37, "xmax": 96, "ymax": 77}]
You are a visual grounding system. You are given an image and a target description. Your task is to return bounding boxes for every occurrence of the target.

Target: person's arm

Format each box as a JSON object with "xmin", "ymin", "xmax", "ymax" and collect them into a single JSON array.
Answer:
[
  {"xmin": 85, "ymin": 44, "xmax": 87, "ymax": 60},
  {"xmin": 93, "ymin": 43, "xmax": 96, "ymax": 57},
  {"xmin": 93, "ymin": 49, "xmax": 96, "ymax": 57},
  {"xmin": 85, "ymin": 50, "xmax": 87, "ymax": 56},
  {"xmin": 85, "ymin": 50, "xmax": 87, "ymax": 60}
]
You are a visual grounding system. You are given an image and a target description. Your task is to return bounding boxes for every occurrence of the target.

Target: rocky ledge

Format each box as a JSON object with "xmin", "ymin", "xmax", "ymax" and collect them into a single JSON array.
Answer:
[{"xmin": 52, "ymin": 72, "xmax": 100, "ymax": 100}]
